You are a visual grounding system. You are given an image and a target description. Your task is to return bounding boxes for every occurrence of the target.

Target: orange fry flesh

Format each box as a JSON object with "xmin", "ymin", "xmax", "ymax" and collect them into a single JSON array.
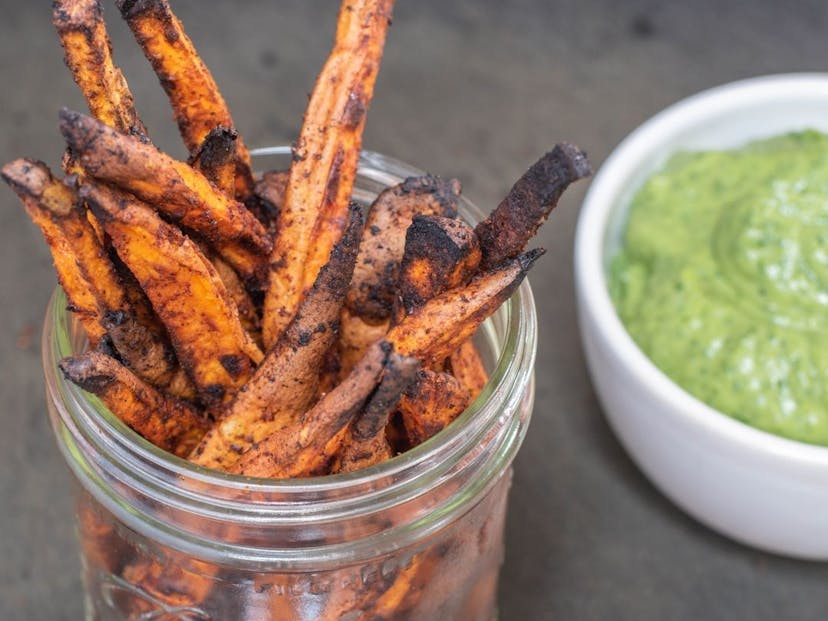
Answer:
[
  {"xmin": 59, "ymin": 109, "xmax": 271, "ymax": 281},
  {"xmin": 53, "ymin": 0, "xmax": 147, "ymax": 137},
  {"xmin": 59, "ymin": 351, "xmax": 208, "ymax": 457},
  {"xmin": 116, "ymin": 0, "xmax": 253, "ymax": 198},
  {"xmin": 81, "ymin": 181, "xmax": 262, "ymax": 407},
  {"xmin": 399, "ymin": 369, "xmax": 471, "ymax": 446},
  {"xmin": 396, "ymin": 213, "xmax": 481, "ymax": 320},
  {"xmin": 387, "ymin": 249, "xmax": 543, "ymax": 364},
  {"xmin": 449, "ymin": 339, "xmax": 489, "ymax": 401},
  {"xmin": 3, "ymin": 159, "xmax": 104, "ymax": 344},
  {"xmin": 262, "ymin": 0, "xmax": 395, "ymax": 347}
]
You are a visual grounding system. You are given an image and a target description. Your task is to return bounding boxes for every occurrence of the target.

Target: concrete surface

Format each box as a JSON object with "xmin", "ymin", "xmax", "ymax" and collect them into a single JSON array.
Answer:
[{"xmin": 3, "ymin": 0, "xmax": 828, "ymax": 619}]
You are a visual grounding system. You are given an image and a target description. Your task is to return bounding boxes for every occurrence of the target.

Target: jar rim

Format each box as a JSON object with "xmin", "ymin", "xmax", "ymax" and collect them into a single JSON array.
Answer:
[{"xmin": 43, "ymin": 147, "xmax": 538, "ymax": 563}]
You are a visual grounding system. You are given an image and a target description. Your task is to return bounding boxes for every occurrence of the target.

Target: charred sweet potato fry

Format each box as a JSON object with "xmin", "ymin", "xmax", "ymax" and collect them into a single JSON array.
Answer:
[
  {"xmin": 59, "ymin": 109, "xmax": 271, "ymax": 282},
  {"xmin": 190, "ymin": 204, "xmax": 365, "ymax": 471},
  {"xmin": 195, "ymin": 241, "xmax": 261, "ymax": 344},
  {"xmin": 449, "ymin": 339, "xmax": 489, "ymax": 401},
  {"xmin": 335, "ymin": 353, "xmax": 420, "ymax": 473},
  {"xmin": 3, "ymin": 160, "xmax": 104, "ymax": 343},
  {"xmin": 116, "ymin": 0, "xmax": 253, "ymax": 199},
  {"xmin": 59, "ymin": 351, "xmax": 208, "ymax": 456},
  {"xmin": 476, "ymin": 143, "xmax": 591, "ymax": 269},
  {"xmin": 233, "ymin": 341, "xmax": 390, "ymax": 478},
  {"xmin": 387, "ymin": 249, "xmax": 543, "ymax": 364},
  {"xmin": 347, "ymin": 176, "xmax": 462, "ymax": 322},
  {"xmin": 399, "ymin": 369, "xmax": 471, "ymax": 446},
  {"xmin": 189, "ymin": 126, "xmax": 239, "ymax": 198},
  {"xmin": 53, "ymin": 0, "xmax": 147, "ymax": 137},
  {"xmin": 262, "ymin": 0, "xmax": 394, "ymax": 347},
  {"xmin": 395, "ymin": 213, "xmax": 481, "ymax": 320},
  {"xmin": 80, "ymin": 181, "xmax": 262, "ymax": 407}
]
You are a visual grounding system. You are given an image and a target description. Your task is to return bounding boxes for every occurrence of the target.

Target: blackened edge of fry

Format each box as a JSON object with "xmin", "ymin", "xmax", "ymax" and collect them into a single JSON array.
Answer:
[
  {"xmin": 398, "ymin": 175, "xmax": 461, "ymax": 218},
  {"xmin": 314, "ymin": 201, "xmax": 366, "ymax": 295},
  {"xmin": 1, "ymin": 159, "xmax": 52, "ymax": 200},
  {"xmin": 117, "ymin": 0, "xmax": 168, "ymax": 21},
  {"xmin": 52, "ymin": 0, "xmax": 103, "ymax": 33},
  {"xmin": 59, "ymin": 354, "xmax": 115, "ymax": 393},
  {"xmin": 188, "ymin": 126, "xmax": 238, "ymax": 169},
  {"xmin": 476, "ymin": 143, "xmax": 590, "ymax": 269},
  {"xmin": 352, "ymin": 353, "xmax": 420, "ymax": 440}
]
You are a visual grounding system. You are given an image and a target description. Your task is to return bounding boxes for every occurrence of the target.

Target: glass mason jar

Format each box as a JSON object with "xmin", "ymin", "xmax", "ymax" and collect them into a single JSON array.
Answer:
[{"xmin": 43, "ymin": 148, "xmax": 538, "ymax": 621}]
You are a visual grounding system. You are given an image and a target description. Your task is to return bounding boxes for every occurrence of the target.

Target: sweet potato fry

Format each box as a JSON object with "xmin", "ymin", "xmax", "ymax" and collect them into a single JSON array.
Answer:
[
  {"xmin": 347, "ymin": 176, "xmax": 462, "ymax": 322},
  {"xmin": 4, "ymin": 160, "xmax": 195, "ymax": 395},
  {"xmin": 335, "ymin": 353, "xmax": 420, "ymax": 473},
  {"xmin": 53, "ymin": 0, "xmax": 147, "ymax": 137},
  {"xmin": 395, "ymin": 213, "xmax": 481, "ymax": 320},
  {"xmin": 398, "ymin": 369, "xmax": 471, "ymax": 446},
  {"xmin": 387, "ymin": 249, "xmax": 543, "ymax": 364},
  {"xmin": 3, "ymin": 160, "xmax": 104, "ymax": 343},
  {"xmin": 116, "ymin": 0, "xmax": 254, "ymax": 199},
  {"xmin": 80, "ymin": 181, "xmax": 262, "ymax": 407},
  {"xmin": 59, "ymin": 351, "xmax": 208, "ymax": 456},
  {"xmin": 189, "ymin": 126, "xmax": 238, "ymax": 198},
  {"xmin": 449, "ymin": 339, "xmax": 489, "ymax": 401},
  {"xmin": 190, "ymin": 204, "xmax": 365, "ymax": 471},
  {"xmin": 262, "ymin": 0, "xmax": 394, "ymax": 347},
  {"xmin": 338, "ymin": 308, "xmax": 389, "ymax": 378},
  {"xmin": 476, "ymin": 143, "xmax": 591, "ymax": 269},
  {"xmin": 195, "ymin": 241, "xmax": 261, "ymax": 344},
  {"xmin": 59, "ymin": 109, "xmax": 271, "ymax": 282},
  {"xmin": 233, "ymin": 341, "xmax": 390, "ymax": 478}
]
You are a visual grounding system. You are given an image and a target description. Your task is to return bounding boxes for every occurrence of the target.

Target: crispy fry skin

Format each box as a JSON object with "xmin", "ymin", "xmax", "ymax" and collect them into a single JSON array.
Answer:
[
  {"xmin": 387, "ymin": 249, "xmax": 543, "ymax": 364},
  {"xmin": 80, "ymin": 181, "xmax": 262, "ymax": 407},
  {"xmin": 190, "ymin": 204, "xmax": 365, "ymax": 471},
  {"xmin": 335, "ymin": 353, "xmax": 420, "ymax": 473},
  {"xmin": 449, "ymin": 339, "xmax": 488, "ymax": 401},
  {"xmin": 59, "ymin": 351, "xmax": 208, "ymax": 456},
  {"xmin": 347, "ymin": 176, "xmax": 461, "ymax": 322},
  {"xmin": 59, "ymin": 109, "xmax": 271, "ymax": 282},
  {"xmin": 338, "ymin": 308, "xmax": 389, "ymax": 378},
  {"xmin": 262, "ymin": 0, "xmax": 394, "ymax": 347},
  {"xmin": 476, "ymin": 143, "xmax": 591, "ymax": 269},
  {"xmin": 189, "ymin": 126, "xmax": 238, "ymax": 198},
  {"xmin": 233, "ymin": 341, "xmax": 390, "ymax": 478},
  {"xmin": 53, "ymin": 0, "xmax": 147, "ymax": 137},
  {"xmin": 395, "ymin": 213, "xmax": 481, "ymax": 320},
  {"xmin": 3, "ymin": 159, "xmax": 104, "ymax": 343},
  {"xmin": 116, "ymin": 0, "xmax": 254, "ymax": 199},
  {"xmin": 399, "ymin": 369, "xmax": 471, "ymax": 446}
]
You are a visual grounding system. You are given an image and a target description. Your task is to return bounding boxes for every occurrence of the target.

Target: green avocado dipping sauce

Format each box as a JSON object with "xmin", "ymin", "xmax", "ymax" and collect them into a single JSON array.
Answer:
[{"xmin": 610, "ymin": 130, "xmax": 828, "ymax": 445}]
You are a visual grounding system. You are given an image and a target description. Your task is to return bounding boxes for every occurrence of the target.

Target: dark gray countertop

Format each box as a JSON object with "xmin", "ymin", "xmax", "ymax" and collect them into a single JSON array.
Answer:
[{"xmin": 3, "ymin": 1, "xmax": 828, "ymax": 619}]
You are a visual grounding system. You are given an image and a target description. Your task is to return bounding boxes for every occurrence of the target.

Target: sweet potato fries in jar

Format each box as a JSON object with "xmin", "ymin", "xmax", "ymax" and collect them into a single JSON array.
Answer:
[{"xmin": 17, "ymin": 1, "xmax": 589, "ymax": 619}]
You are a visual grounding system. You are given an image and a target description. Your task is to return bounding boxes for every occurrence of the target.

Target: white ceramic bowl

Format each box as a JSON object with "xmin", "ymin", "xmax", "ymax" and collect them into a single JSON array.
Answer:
[{"xmin": 575, "ymin": 73, "xmax": 828, "ymax": 559}]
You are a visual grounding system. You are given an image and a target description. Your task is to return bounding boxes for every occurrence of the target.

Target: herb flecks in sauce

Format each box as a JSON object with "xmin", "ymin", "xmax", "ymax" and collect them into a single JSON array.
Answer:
[{"xmin": 611, "ymin": 131, "xmax": 828, "ymax": 445}]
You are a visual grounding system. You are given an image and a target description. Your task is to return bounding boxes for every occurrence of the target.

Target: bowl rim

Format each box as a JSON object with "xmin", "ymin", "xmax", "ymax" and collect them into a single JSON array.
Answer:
[{"xmin": 575, "ymin": 72, "xmax": 828, "ymax": 468}]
